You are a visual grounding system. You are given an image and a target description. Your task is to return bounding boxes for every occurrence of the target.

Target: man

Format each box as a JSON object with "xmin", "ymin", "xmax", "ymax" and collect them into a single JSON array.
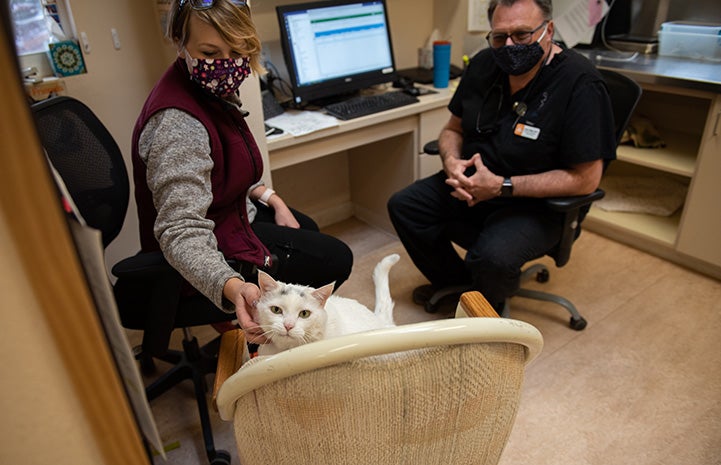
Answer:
[{"xmin": 387, "ymin": 0, "xmax": 616, "ymax": 313}]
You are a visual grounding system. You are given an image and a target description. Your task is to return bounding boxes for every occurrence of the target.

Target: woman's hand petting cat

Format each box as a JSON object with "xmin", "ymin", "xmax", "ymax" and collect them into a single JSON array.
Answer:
[{"xmin": 224, "ymin": 277, "xmax": 268, "ymax": 343}]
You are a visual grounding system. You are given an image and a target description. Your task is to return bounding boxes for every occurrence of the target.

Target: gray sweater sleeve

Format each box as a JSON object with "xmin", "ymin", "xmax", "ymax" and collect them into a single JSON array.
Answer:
[{"xmin": 137, "ymin": 108, "xmax": 241, "ymax": 312}]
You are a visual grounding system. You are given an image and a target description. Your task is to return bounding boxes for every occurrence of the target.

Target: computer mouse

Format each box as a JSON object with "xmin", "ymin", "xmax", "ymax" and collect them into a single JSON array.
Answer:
[
  {"xmin": 403, "ymin": 86, "xmax": 421, "ymax": 97},
  {"xmin": 393, "ymin": 76, "xmax": 414, "ymax": 89}
]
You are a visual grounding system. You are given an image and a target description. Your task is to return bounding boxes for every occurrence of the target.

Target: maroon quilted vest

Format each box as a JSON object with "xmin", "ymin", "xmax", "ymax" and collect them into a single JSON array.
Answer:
[{"xmin": 131, "ymin": 58, "xmax": 270, "ymax": 267}]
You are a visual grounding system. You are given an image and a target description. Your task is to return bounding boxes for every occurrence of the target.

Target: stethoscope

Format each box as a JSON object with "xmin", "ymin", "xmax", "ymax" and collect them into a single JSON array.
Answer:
[
  {"xmin": 511, "ymin": 41, "xmax": 554, "ymax": 124},
  {"xmin": 475, "ymin": 40, "xmax": 555, "ymax": 135}
]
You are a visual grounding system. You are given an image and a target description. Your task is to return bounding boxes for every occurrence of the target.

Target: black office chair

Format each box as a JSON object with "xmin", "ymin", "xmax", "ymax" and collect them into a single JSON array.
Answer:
[
  {"xmin": 421, "ymin": 68, "xmax": 641, "ymax": 330},
  {"xmin": 31, "ymin": 96, "xmax": 254, "ymax": 465}
]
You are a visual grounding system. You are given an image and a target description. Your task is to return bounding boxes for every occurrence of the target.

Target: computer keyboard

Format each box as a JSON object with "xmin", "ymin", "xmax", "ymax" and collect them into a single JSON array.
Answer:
[{"xmin": 324, "ymin": 91, "xmax": 420, "ymax": 120}]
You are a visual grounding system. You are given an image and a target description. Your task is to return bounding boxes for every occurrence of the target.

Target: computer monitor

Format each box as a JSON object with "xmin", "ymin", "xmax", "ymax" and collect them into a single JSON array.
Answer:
[{"xmin": 276, "ymin": 0, "xmax": 398, "ymax": 107}]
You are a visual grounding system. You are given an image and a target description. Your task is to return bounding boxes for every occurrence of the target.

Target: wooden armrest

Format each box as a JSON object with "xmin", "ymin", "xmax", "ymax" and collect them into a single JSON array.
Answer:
[
  {"xmin": 458, "ymin": 291, "xmax": 500, "ymax": 318},
  {"xmin": 212, "ymin": 328, "xmax": 246, "ymax": 412}
]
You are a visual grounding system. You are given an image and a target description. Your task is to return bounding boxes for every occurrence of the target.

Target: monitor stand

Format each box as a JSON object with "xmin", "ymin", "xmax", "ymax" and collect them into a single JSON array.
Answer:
[{"xmin": 305, "ymin": 90, "xmax": 362, "ymax": 110}]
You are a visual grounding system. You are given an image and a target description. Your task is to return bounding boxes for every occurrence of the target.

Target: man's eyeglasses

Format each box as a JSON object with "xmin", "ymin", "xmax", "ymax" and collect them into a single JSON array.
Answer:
[
  {"xmin": 179, "ymin": 0, "xmax": 248, "ymax": 11},
  {"xmin": 486, "ymin": 21, "xmax": 548, "ymax": 49}
]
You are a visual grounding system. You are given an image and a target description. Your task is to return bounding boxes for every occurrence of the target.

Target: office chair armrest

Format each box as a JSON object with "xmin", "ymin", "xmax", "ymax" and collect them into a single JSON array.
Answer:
[
  {"xmin": 423, "ymin": 140, "xmax": 440, "ymax": 155},
  {"xmin": 112, "ymin": 251, "xmax": 174, "ymax": 279},
  {"xmin": 111, "ymin": 253, "xmax": 252, "ymax": 279},
  {"xmin": 543, "ymin": 189, "xmax": 605, "ymax": 212},
  {"xmin": 111, "ymin": 251, "xmax": 175, "ymax": 279},
  {"xmin": 546, "ymin": 189, "xmax": 605, "ymax": 267}
]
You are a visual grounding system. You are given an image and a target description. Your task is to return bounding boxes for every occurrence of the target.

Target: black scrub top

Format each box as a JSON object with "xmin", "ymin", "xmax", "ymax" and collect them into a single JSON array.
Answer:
[{"xmin": 449, "ymin": 46, "xmax": 616, "ymax": 178}]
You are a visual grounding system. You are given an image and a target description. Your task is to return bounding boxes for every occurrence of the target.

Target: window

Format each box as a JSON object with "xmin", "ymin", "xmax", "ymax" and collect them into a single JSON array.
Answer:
[
  {"xmin": 10, "ymin": 0, "xmax": 75, "ymax": 55},
  {"xmin": 10, "ymin": 0, "xmax": 82, "ymax": 80},
  {"xmin": 10, "ymin": 0, "xmax": 52, "ymax": 55}
]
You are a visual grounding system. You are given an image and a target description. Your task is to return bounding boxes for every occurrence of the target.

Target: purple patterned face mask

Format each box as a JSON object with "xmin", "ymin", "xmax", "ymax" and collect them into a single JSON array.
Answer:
[{"xmin": 184, "ymin": 50, "xmax": 251, "ymax": 97}]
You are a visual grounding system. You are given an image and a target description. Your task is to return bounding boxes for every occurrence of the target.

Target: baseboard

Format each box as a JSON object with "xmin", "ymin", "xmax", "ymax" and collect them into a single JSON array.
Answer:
[{"xmin": 308, "ymin": 201, "xmax": 355, "ymax": 229}]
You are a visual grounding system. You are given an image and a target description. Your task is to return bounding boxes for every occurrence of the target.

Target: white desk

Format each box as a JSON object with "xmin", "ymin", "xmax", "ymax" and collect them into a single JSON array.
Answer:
[{"xmin": 265, "ymin": 86, "xmax": 454, "ymax": 231}]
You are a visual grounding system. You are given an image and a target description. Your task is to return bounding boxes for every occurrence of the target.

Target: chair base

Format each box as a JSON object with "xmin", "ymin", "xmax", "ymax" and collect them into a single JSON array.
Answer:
[
  {"xmin": 143, "ymin": 330, "xmax": 231, "ymax": 465},
  {"xmin": 422, "ymin": 263, "xmax": 587, "ymax": 330},
  {"xmin": 508, "ymin": 264, "xmax": 587, "ymax": 330},
  {"xmin": 424, "ymin": 284, "xmax": 474, "ymax": 313}
]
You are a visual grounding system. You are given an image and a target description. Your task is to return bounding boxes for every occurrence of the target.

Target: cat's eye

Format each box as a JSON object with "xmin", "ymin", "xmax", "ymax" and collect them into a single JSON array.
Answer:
[
  {"xmin": 299, "ymin": 310, "xmax": 311, "ymax": 319},
  {"xmin": 270, "ymin": 306, "xmax": 283, "ymax": 314}
]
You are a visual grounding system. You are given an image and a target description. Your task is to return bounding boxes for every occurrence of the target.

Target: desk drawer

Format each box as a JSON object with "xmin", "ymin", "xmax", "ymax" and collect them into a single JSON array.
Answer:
[{"xmin": 419, "ymin": 107, "xmax": 449, "ymax": 153}]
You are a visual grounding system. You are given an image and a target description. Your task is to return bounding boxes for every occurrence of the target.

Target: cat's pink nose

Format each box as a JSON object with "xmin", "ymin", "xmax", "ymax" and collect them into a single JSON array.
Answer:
[{"xmin": 284, "ymin": 322, "xmax": 294, "ymax": 331}]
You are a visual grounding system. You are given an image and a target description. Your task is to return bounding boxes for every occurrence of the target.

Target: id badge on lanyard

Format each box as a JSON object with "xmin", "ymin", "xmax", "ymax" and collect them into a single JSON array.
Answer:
[{"xmin": 513, "ymin": 122, "xmax": 540, "ymax": 140}]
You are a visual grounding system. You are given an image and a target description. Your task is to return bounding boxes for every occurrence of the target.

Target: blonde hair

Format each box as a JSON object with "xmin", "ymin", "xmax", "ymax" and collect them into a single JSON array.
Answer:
[{"xmin": 167, "ymin": 0, "xmax": 264, "ymax": 74}]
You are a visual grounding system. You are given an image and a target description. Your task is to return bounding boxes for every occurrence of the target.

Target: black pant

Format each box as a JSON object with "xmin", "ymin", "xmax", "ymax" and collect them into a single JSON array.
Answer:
[
  {"xmin": 387, "ymin": 171, "xmax": 563, "ymax": 309},
  {"xmin": 251, "ymin": 203, "xmax": 353, "ymax": 291}
]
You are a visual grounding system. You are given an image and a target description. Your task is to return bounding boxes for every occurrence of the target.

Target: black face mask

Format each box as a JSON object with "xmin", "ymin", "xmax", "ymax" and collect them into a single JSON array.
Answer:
[{"xmin": 490, "ymin": 41, "xmax": 545, "ymax": 76}]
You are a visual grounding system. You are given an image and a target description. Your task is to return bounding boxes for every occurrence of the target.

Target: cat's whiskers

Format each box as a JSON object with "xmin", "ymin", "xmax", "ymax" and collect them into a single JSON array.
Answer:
[{"xmin": 256, "ymin": 325, "xmax": 276, "ymax": 342}]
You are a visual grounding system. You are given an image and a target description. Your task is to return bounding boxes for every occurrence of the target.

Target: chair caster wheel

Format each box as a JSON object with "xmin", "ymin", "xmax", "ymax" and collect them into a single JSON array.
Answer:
[
  {"xmin": 535, "ymin": 268, "xmax": 550, "ymax": 283},
  {"xmin": 569, "ymin": 316, "xmax": 587, "ymax": 331},
  {"xmin": 424, "ymin": 301, "xmax": 439, "ymax": 313},
  {"xmin": 139, "ymin": 356, "xmax": 156, "ymax": 376},
  {"xmin": 210, "ymin": 450, "xmax": 231, "ymax": 465}
]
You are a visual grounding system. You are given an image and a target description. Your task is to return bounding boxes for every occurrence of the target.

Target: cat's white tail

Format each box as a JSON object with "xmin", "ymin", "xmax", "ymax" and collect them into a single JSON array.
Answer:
[{"xmin": 372, "ymin": 253, "xmax": 400, "ymax": 326}]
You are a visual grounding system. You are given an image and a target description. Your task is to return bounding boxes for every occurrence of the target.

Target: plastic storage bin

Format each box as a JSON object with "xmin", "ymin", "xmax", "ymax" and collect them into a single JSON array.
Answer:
[{"xmin": 658, "ymin": 22, "xmax": 721, "ymax": 62}]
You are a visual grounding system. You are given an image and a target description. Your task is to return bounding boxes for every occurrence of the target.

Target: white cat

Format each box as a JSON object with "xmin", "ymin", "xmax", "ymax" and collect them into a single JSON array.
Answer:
[{"xmin": 255, "ymin": 254, "xmax": 400, "ymax": 356}]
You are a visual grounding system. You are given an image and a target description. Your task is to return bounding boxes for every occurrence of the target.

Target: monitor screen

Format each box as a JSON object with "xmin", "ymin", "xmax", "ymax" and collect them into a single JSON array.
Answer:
[{"xmin": 276, "ymin": 0, "xmax": 398, "ymax": 106}]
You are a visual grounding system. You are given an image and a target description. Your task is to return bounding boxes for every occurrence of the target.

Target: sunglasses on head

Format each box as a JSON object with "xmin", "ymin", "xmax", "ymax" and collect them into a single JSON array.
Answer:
[{"xmin": 179, "ymin": 0, "xmax": 248, "ymax": 11}]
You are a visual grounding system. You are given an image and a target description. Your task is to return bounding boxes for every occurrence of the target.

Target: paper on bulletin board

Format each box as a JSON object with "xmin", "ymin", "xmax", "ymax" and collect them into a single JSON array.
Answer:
[
  {"xmin": 554, "ymin": 0, "xmax": 609, "ymax": 48},
  {"xmin": 468, "ymin": 0, "xmax": 491, "ymax": 32}
]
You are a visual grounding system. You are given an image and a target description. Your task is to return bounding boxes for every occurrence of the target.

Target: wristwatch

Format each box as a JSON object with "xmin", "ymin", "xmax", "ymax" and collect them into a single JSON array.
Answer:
[{"xmin": 500, "ymin": 177, "xmax": 513, "ymax": 197}]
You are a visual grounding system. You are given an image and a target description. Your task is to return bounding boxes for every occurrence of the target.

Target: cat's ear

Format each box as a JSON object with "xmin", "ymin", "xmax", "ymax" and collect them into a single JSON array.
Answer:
[
  {"xmin": 311, "ymin": 282, "xmax": 335, "ymax": 307},
  {"xmin": 257, "ymin": 270, "xmax": 279, "ymax": 293}
]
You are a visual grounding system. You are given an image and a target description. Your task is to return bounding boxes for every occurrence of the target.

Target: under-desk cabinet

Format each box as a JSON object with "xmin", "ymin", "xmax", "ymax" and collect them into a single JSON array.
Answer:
[
  {"xmin": 585, "ymin": 82, "xmax": 721, "ymax": 280},
  {"xmin": 418, "ymin": 106, "xmax": 448, "ymax": 178}
]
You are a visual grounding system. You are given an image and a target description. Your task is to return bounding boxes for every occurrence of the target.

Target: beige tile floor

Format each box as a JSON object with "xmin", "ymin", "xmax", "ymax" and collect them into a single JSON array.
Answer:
[{"xmin": 129, "ymin": 218, "xmax": 721, "ymax": 465}]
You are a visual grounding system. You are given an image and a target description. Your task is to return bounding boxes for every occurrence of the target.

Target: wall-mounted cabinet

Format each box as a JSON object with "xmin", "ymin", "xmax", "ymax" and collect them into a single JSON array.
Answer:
[{"xmin": 585, "ymin": 79, "xmax": 721, "ymax": 279}]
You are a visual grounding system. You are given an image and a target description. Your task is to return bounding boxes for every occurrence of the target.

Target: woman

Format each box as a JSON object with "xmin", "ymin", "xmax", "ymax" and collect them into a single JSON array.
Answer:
[{"xmin": 131, "ymin": 0, "xmax": 353, "ymax": 342}]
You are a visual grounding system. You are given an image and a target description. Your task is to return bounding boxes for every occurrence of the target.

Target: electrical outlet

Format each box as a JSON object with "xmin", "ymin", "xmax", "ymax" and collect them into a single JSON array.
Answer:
[
  {"xmin": 80, "ymin": 31, "xmax": 91, "ymax": 54},
  {"xmin": 111, "ymin": 28, "xmax": 121, "ymax": 50}
]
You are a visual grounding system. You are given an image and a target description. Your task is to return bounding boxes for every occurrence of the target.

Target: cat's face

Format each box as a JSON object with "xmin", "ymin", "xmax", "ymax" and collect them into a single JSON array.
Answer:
[{"xmin": 255, "ymin": 271, "xmax": 334, "ymax": 350}]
